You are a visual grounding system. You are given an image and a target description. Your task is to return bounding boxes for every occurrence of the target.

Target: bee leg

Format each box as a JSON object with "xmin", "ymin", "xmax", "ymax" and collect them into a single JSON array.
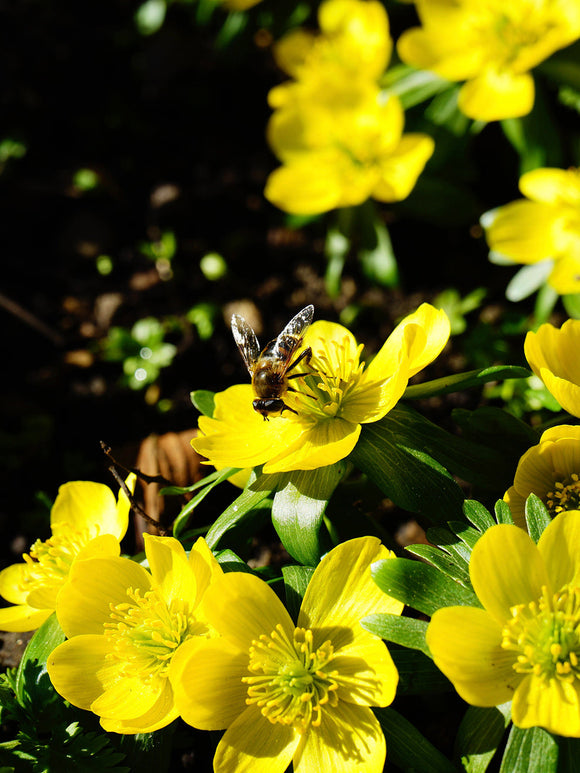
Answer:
[
  {"xmin": 287, "ymin": 385, "xmax": 317, "ymax": 401},
  {"xmin": 286, "ymin": 346, "xmax": 312, "ymax": 375},
  {"xmin": 280, "ymin": 403, "xmax": 298, "ymax": 416}
]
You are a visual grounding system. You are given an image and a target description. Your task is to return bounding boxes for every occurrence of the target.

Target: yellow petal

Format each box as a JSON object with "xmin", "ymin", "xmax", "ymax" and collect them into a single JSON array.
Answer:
[
  {"xmin": 75, "ymin": 533, "xmax": 122, "ymax": 562},
  {"xmin": 143, "ymin": 534, "xmax": 196, "ymax": 606},
  {"xmin": 194, "ymin": 384, "xmax": 303, "ymax": 469},
  {"xmin": 537, "ymin": 510, "xmax": 580, "ymax": 589},
  {"xmin": 100, "ymin": 701, "xmax": 179, "ymax": 735},
  {"xmin": 548, "ymin": 252, "xmax": 580, "ymax": 296},
  {"xmin": 47, "ymin": 635, "xmax": 114, "ymax": 710},
  {"xmin": 332, "ymin": 634, "xmax": 399, "ymax": 707},
  {"xmin": 264, "ymin": 418, "xmax": 360, "ymax": 473},
  {"xmin": 0, "ymin": 604, "xmax": 53, "ymax": 633},
  {"xmin": 484, "ymin": 200, "xmax": 561, "ymax": 264},
  {"xmin": 264, "ymin": 159, "xmax": 345, "ymax": 216},
  {"xmin": 503, "ymin": 486, "xmax": 527, "ymax": 530},
  {"xmin": 56, "ymin": 556, "xmax": 152, "ymax": 638},
  {"xmin": 367, "ymin": 303, "xmax": 450, "ymax": 380},
  {"xmin": 215, "ymin": 703, "xmax": 299, "ymax": 773},
  {"xmin": 188, "ymin": 536, "xmax": 223, "ymax": 599},
  {"xmin": 272, "ymin": 29, "xmax": 316, "ymax": 77},
  {"xmin": 0, "ymin": 563, "xmax": 31, "ymax": 605},
  {"xmin": 426, "ymin": 606, "xmax": 519, "ymax": 705},
  {"xmin": 298, "ymin": 537, "xmax": 403, "ymax": 650},
  {"xmin": 91, "ymin": 674, "xmax": 165, "ymax": 721},
  {"xmin": 520, "ymin": 168, "xmax": 580, "ymax": 205},
  {"xmin": 512, "ymin": 675, "xmax": 580, "ymax": 737},
  {"xmin": 50, "ymin": 480, "xmax": 128, "ymax": 540},
  {"xmin": 525, "ymin": 320, "xmax": 580, "ymax": 387},
  {"xmin": 203, "ymin": 572, "xmax": 294, "ymax": 648},
  {"xmin": 295, "ymin": 702, "xmax": 385, "ymax": 773},
  {"xmin": 372, "ymin": 133, "xmax": 435, "ymax": 202},
  {"xmin": 26, "ymin": 581, "xmax": 60, "ymax": 610},
  {"xmin": 470, "ymin": 525, "xmax": 550, "ymax": 624},
  {"xmin": 458, "ymin": 70, "xmax": 534, "ymax": 121},
  {"xmin": 169, "ymin": 637, "xmax": 249, "ymax": 730}
]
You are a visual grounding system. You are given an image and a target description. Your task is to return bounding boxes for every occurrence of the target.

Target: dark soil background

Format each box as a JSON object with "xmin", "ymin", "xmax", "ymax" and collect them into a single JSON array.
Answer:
[{"xmin": 0, "ymin": 1, "xmax": 549, "ymax": 768}]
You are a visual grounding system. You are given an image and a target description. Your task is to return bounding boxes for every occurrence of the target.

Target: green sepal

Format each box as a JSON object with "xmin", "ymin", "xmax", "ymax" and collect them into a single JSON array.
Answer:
[
  {"xmin": 463, "ymin": 499, "xmax": 496, "ymax": 533},
  {"xmin": 15, "ymin": 613, "xmax": 65, "ymax": 707},
  {"xmin": 371, "ymin": 557, "xmax": 480, "ymax": 616},
  {"xmin": 426, "ymin": 526, "xmax": 472, "ymax": 567},
  {"xmin": 454, "ymin": 703, "xmax": 511, "ymax": 773},
  {"xmin": 374, "ymin": 707, "xmax": 457, "ymax": 773},
  {"xmin": 204, "ymin": 467, "xmax": 274, "ymax": 549},
  {"xmin": 403, "ymin": 365, "xmax": 530, "ymax": 400},
  {"xmin": 525, "ymin": 494, "xmax": 551, "ymax": 544},
  {"xmin": 390, "ymin": 649, "xmax": 452, "ymax": 695},
  {"xmin": 499, "ymin": 725, "xmax": 558, "ymax": 773},
  {"xmin": 172, "ymin": 467, "xmax": 241, "ymax": 539},
  {"xmin": 361, "ymin": 613, "xmax": 429, "ymax": 655},
  {"xmin": 562, "ymin": 292, "xmax": 580, "ymax": 320},
  {"xmin": 215, "ymin": 549, "xmax": 255, "ymax": 574},
  {"xmin": 190, "ymin": 389, "xmax": 215, "ymax": 417},
  {"xmin": 117, "ymin": 723, "xmax": 175, "ymax": 773},
  {"xmin": 350, "ymin": 412, "xmax": 464, "ymax": 522},
  {"xmin": 271, "ymin": 462, "xmax": 345, "ymax": 565},
  {"xmin": 495, "ymin": 499, "xmax": 514, "ymax": 525},
  {"xmin": 282, "ymin": 565, "xmax": 314, "ymax": 622},
  {"xmin": 357, "ymin": 200, "xmax": 398, "ymax": 287},
  {"xmin": 405, "ymin": 543, "xmax": 471, "ymax": 588}
]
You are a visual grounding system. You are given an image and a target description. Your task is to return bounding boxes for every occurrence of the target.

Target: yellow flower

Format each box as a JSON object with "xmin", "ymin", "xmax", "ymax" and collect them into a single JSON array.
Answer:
[
  {"xmin": 483, "ymin": 167, "xmax": 580, "ymax": 295},
  {"xmin": 270, "ymin": 0, "xmax": 392, "ymax": 91},
  {"xmin": 47, "ymin": 535, "xmax": 221, "ymax": 734},
  {"xmin": 0, "ymin": 478, "xmax": 134, "ymax": 633},
  {"xmin": 426, "ymin": 511, "xmax": 580, "ymax": 736},
  {"xmin": 525, "ymin": 318, "xmax": 580, "ymax": 418},
  {"xmin": 397, "ymin": 0, "xmax": 580, "ymax": 121},
  {"xmin": 504, "ymin": 425, "xmax": 580, "ymax": 528},
  {"xmin": 192, "ymin": 304, "xmax": 450, "ymax": 473},
  {"xmin": 170, "ymin": 536, "xmax": 403, "ymax": 772},
  {"xmin": 218, "ymin": 0, "xmax": 262, "ymax": 10},
  {"xmin": 265, "ymin": 85, "xmax": 435, "ymax": 215}
]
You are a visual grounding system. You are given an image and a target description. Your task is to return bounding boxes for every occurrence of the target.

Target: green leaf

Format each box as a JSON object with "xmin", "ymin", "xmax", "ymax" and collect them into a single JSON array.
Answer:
[
  {"xmin": 357, "ymin": 202, "xmax": 398, "ymax": 287},
  {"xmin": 403, "ymin": 366, "xmax": 530, "ymax": 400},
  {"xmin": 372, "ymin": 557, "xmax": 479, "ymax": 616},
  {"xmin": 117, "ymin": 723, "xmax": 174, "ymax": 773},
  {"xmin": 272, "ymin": 462, "xmax": 345, "ymax": 565},
  {"xmin": 172, "ymin": 467, "xmax": 241, "ymax": 539},
  {"xmin": 215, "ymin": 549, "xmax": 255, "ymax": 574},
  {"xmin": 374, "ymin": 707, "xmax": 457, "ymax": 773},
  {"xmin": 447, "ymin": 521, "xmax": 482, "ymax": 551},
  {"xmin": 350, "ymin": 414, "xmax": 464, "ymax": 522},
  {"xmin": 161, "ymin": 467, "xmax": 237, "ymax": 496},
  {"xmin": 562, "ymin": 292, "xmax": 580, "ymax": 320},
  {"xmin": 405, "ymin": 543, "xmax": 471, "ymax": 588},
  {"xmin": 463, "ymin": 500, "xmax": 495, "ymax": 533},
  {"xmin": 454, "ymin": 703, "xmax": 511, "ymax": 773},
  {"xmin": 390, "ymin": 649, "xmax": 453, "ymax": 694},
  {"xmin": 282, "ymin": 565, "xmax": 314, "ymax": 622},
  {"xmin": 204, "ymin": 468, "xmax": 274, "ymax": 549},
  {"xmin": 425, "ymin": 526, "xmax": 472, "ymax": 567},
  {"xmin": 190, "ymin": 389, "xmax": 215, "ymax": 417},
  {"xmin": 495, "ymin": 500, "xmax": 514, "ymax": 525},
  {"xmin": 15, "ymin": 613, "xmax": 65, "ymax": 705},
  {"xmin": 361, "ymin": 613, "xmax": 429, "ymax": 655},
  {"xmin": 381, "ymin": 64, "xmax": 453, "ymax": 110},
  {"xmin": 499, "ymin": 725, "xmax": 558, "ymax": 773},
  {"xmin": 556, "ymin": 737, "xmax": 580, "ymax": 773},
  {"xmin": 524, "ymin": 494, "xmax": 551, "ymax": 544}
]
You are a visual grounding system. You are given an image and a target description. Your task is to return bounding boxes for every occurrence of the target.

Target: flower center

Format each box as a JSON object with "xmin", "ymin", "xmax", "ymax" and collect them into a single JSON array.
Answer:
[
  {"xmin": 242, "ymin": 624, "xmax": 340, "ymax": 732},
  {"xmin": 502, "ymin": 585, "xmax": 580, "ymax": 684},
  {"xmin": 546, "ymin": 474, "xmax": 580, "ymax": 515},
  {"xmin": 104, "ymin": 587, "xmax": 207, "ymax": 683},
  {"xmin": 21, "ymin": 526, "xmax": 96, "ymax": 591},
  {"xmin": 291, "ymin": 337, "xmax": 365, "ymax": 421}
]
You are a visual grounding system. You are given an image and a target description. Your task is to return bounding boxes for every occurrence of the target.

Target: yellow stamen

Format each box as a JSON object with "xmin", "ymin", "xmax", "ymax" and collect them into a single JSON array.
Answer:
[{"xmin": 546, "ymin": 473, "xmax": 580, "ymax": 515}]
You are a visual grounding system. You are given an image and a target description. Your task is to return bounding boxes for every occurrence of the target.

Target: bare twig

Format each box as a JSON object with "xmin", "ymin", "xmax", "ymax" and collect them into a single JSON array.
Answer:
[
  {"xmin": 108, "ymin": 464, "xmax": 169, "ymax": 536},
  {"xmin": 0, "ymin": 291, "xmax": 64, "ymax": 347},
  {"xmin": 100, "ymin": 440, "xmax": 174, "ymax": 487}
]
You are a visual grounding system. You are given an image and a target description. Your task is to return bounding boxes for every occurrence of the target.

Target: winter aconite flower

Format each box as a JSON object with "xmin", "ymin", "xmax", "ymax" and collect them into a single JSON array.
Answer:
[
  {"xmin": 47, "ymin": 535, "xmax": 221, "ymax": 734},
  {"xmin": 192, "ymin": 304, "xmax": 450, "ymax": 473},
  {"xmin": 525, "ymin": 318, "xmax": 580, "ymax": 418},
  {"xmin": 397, "ymin": 0, "xmax": 580, "ymax": 121},
  {"xmin": 0, "ymin": 477, "xmax": 134, "ymax": 633},
  {"xmin": 504, "ymin": 425, "xmax": 580, "ymax": 528},
  {"xmin": 427, "ymin": 512, "xmax": 580, "ymax": 735},
  {"xmin": 264, "ymin": 0, "xmax": 434, "ymax": 215},
  {"xmin": 171, "ymin": 537, "xmax": 403, "ymax": 773},
  {"xmin": 482, "ymin": 167, "xmax": 580, "ymax": 296}
]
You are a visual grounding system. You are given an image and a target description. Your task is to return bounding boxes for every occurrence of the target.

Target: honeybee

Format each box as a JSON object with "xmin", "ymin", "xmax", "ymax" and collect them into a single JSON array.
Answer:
[{"xmin": 231, "ymin": 305, "xmax": 314, "ymax": 419}]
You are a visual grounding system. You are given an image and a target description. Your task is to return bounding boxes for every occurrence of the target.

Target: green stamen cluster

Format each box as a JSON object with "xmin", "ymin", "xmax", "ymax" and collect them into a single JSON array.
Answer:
[
  {"xmin": 502, "ymin": 585, "xmax": 580, "ymax": 684},
  {"xmin": 243, "ymin": 624, "xmax": 340, "ymax": 732},
  {"xmin": 546, "ymin": 474, "xmax": 580, "ymax": 515},
  {"xmin": 295, "ymin": 338, "xmax": 365, "ymax": 420},
  {"xmin": 104, "ymin": 588, "xmax": 203, "ymax": 682}
]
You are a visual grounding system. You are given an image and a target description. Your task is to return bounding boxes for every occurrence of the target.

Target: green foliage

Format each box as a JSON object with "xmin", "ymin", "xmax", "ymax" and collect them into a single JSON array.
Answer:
[{"xmin": 102, "ymin": 317, "xmax": 177, "ymax": 390}]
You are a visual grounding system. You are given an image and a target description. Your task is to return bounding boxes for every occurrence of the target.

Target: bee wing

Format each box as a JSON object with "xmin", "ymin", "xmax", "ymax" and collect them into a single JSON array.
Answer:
[
  {"xmin": 272, "ymin": 305, "xmax": 314, "ymax": 359},
  {"xmin": 231, "ymin": 314, "xmax": 261, "ymax": 375}
]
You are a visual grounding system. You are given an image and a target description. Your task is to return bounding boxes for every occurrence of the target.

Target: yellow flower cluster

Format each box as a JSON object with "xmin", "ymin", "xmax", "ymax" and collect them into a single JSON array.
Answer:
[
  {"xmin": 264, "ymin": 0, "xmax": 434, "ymax": 215},
  {"xmin": 398, "ymin": 0, "xmax": 580, "ymax": 121},
  {"xmin": 483, "ymin": 168, "xmax": 580, "ymax": 296}
]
